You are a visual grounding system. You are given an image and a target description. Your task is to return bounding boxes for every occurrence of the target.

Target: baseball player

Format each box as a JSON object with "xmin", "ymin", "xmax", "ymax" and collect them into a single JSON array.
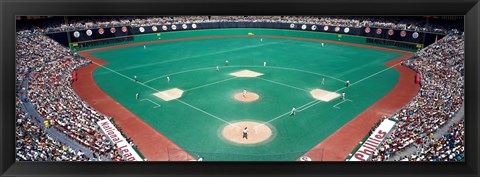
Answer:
[
  {"xmin": 345, "ymin": 80, "xmax": 350, "ymax": 87},
  {"xmin": 134, "ymin": 75, "xmax": 138, "ymax": 82},
  {"xmin": 321, "ymin": 77, "xmax": 325, "ymax": 85},
  {"xmin": 136, "ymin": 93, "xmax": 139, "ymax": 100},
  {"xmin": 242, "ymin": 127, "xmax": 249, "ymax": 139},
  {"xmin": 264, "ymin": 60, "xmax": 267, "ymax": 67},
  {"xmin": 166, "ymin": 75, "xmax": 170, "ymax": 83},
  {"xmin": 144, "ymin": 45, "xmax": 146, "ymax": 49},
  {"xmin": 243, "ymin": 89, "xmax": 247, "ymax": 98},
  {"xmin": 290, "ymin": 107, "xmax": 297, "ymax": 116},
  {"xmin": 261, "ymin": 38, "xmax": 263, "ymax": 42},
  {"xmin": 225, "ymin": 59, "xmax": 229, "ymax": 66},
  {"xmin": 342, "ymin": 92, "xmax": 346, "ymax": 100},
  {"xmin": 321, "ymin": 43, "xmax": 324, "ymax": 47},
  {"xmin": 216, "ymin": 65, "xmax": 219, "ymax": 71}
]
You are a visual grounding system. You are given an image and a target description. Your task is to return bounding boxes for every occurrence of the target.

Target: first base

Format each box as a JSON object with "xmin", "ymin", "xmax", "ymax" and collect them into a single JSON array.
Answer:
[{"xmin": 154, "ymin": 88, "xmax": 184, "ymax": 101}]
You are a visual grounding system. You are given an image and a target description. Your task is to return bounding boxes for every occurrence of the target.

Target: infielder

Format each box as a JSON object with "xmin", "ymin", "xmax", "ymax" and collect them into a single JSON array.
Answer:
[
  {"xmin": 166, "ymin": 75, "xmax": 170, "ymax": 83},
  {"xmin": 345, "ymin": 80, "xmax": 350, "ymax": 87},
  {"xmin": 243, "ymin": 89, "xmax": 247, "ymax": 98},
  {"xmin": 290, "ymin": 107, "xmax": 297, "ymax": 116},
  {"xmin": 321, "ymin": 77, "xmax": 325, "ymax": 85},
  {"xmin": 136, "ymin": 93, "xmax": 139, "ymax": 99},
  {"xmin": 264, "ymin": 61, "xmax": 267, "ymax": 67},
  {"xmin": 242, "ymin": 127, "xmax": 249, "ymax": 139},
  {"xmin": 225, "ymin": 59, "xmax": 229, "ymax": 66},
  {"xmin": 342, "ymin": 91, "xmax": 346, "ymax": 100},
  {"xmin": 216, "ymin": 65, "xmax": 219, "ymax": 71}
]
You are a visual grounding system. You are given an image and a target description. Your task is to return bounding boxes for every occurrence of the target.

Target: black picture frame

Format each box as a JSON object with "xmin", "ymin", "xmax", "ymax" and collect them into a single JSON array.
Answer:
[{"xmin": 1, "ymin": 0, "xmax": 479, "ymax": 176}]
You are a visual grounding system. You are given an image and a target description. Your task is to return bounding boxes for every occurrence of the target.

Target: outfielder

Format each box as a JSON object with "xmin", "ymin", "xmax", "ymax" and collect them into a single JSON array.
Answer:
[
  {"xmin": 134, "ymin": 75, "xmax": 138, "ymax": 82},
  {"xmin": 216, "ymin": 65, "xmax": 219, "ymax": 71},
  {"xmin": 321, "ymin": 43, "xmax": 324, "ymax": 47},
  {"xmin": 225, "ymin": 59, "xmax": 229, "ymax": 66},
  {"xmin": 242, "ymin": 127, "xmax": 249, "ymax": 139},
  {"xmin": 264, "ymin": 61, "xmax": 267, "ymax": 67},
  {"xmin": 342, "ymin": 91, "xmax": 346, "ymax": 100},
  {"xmin": 144, "ymin": 45, "xmax": 146, "ymax": 49},
  {"xmin": 136, "ymin": 93, "xmax": 139, "ymax": 99},
  {"xmin": 260, "ymin": 38, "xmax": 263, "ymax": 42},
  {"xmin": 167, "ymin": 75, "xmax": 170, "ymax": 83}
]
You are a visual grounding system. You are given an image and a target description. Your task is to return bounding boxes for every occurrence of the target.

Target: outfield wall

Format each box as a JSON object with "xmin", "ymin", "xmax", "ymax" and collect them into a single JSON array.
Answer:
[{"xmin": 45, "ymin": 22, "xmax": 444, "ymax": 51}]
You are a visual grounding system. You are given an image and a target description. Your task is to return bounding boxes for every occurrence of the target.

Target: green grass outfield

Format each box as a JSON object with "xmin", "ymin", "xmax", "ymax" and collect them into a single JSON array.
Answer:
[{"xmin": 88, "ymin": 29, "xmax": 403, "ymax": 161}]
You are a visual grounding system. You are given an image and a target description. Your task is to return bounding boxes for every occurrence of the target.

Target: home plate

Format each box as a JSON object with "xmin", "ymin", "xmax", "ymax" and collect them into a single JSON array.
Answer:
[
  {"xmin": 310, "ymin": 89, "xmax": 340, "ymax": 102},
  {"xmin": 230, "ymin": 70, "xmax": 263, "ymax": 77},
  {"xmin": 154, "ymin": 88, "xmax": 184, "ymax": 101}
]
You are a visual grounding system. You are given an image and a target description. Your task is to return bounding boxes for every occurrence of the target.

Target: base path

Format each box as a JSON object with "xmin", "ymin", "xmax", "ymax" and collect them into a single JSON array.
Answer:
[
  {"xmin": 73, "ymin": 51, "xmax": 194, "ymax": 161},
  {"xmin": 300, "ymin": 50, "xmax": 420, "ymax": 161}
]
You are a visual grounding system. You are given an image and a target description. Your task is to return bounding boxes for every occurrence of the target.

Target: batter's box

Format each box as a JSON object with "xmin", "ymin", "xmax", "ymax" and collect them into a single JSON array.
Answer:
[
  {"xmin": 230, "ymin": 70, "xmax": 263, "ymax": 77},
  {"xmin": 154, "ymin": 88, "xmax": 184, "ymax": 101},
  {"xmin": 310, "ymin": 89, "xmax": 340, "ymax": 102}
]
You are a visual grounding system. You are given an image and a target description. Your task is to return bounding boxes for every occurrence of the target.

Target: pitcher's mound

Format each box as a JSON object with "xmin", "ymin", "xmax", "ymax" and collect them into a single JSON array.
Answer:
[
  {"xmin": 222, "ymin": 121, "xmax": 272, "ymax": 144},
  {"xmin": 234, "ymin": 92, "xmax": 260, "ymax": 102}
]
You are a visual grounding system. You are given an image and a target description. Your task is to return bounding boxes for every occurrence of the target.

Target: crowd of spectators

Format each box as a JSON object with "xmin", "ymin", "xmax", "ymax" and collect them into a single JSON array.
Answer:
[
  {"xmin": 16, "ymin": 97, "xmax": 92, "ymax": 161},
  {"xmin": 15, "ymin": 30, "xmax": 137, "ymax": 161},
  {"xmin": 398, "ymin": 119, "xmax": 464, "ymax": 161},
  {"xmin": 16, "ymin": 16, "xmax": 462, "ymax": 35},
  {"xmin": 370, "ymin": 34, "xmax": 464, "ymax": 161}
]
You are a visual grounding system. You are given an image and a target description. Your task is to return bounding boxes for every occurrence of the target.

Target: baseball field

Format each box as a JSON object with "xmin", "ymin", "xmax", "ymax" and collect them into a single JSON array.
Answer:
[{"xmin": 72, "ymin": 28, "xmax": 419, "ymax": 161}]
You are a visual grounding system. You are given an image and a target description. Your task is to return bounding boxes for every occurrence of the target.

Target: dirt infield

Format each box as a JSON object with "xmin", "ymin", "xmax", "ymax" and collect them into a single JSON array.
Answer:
[
  {"xmin": 73, "ymin": 52, "xmax": 193, "ymax": 161},
  {"xmin": 233, "ymin": 92, "xmax": 260, "ymax": 102},
  {"xmin": 300, "ymin": 50, "xmax": 420, "ymax": 161},
  {"xmin": 222, "ymin": 121, "xmax": 272, "ymax": 144}
]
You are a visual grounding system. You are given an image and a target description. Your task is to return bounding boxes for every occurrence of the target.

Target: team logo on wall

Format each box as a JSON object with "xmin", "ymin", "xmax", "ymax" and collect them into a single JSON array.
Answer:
[
  {"xmin": 311, "ymin": 25, "xmax": 317, "ymax": 30},
  {"xmin": 192, "ymin": 24, "xmax": 197, "ymax": 29},
  {"xmin": 121, "ymin": 26, "xmax": 127, "ymax": 32},
  {"xmin": 412, "ymin": 32, "xmax": 419, "ymax": 39},
  {"xmin": 334, "ymin": 26, "xmax": 340, "ymax": 32},
  {"xmin": 388, "ymin": 29, "xmax": 394, "ymax": 36},
  {"xmin": 301, "ymin": 25, "xmax": 307, "ymax": 30},
  {"xmin": 98, "ymin": 28, "xmax": 104, "ymax": 35},
  {"xmin": 110, "ymin": 27, "xmax": 116, "ymax": 33},
  {"xmin": 324, "ymin": 26, "xmax": 329, "ymax": 31},
  {"xmin": 290, "ymin": 24, "xmax": 295, "ymax": 29},
  {"xmin": 376, "ymin": 28, "xmax": 382, "ymax": 34},
  {"xmin": 86, "ymin": 30, "xmax": 92, "ymax": 36},
  {"xmin": 400, "ymin": 30, "xmax": 407, "ymax": 37},
  {"xmin": 162, "ymin": 25, "xmax": 168, "ymax": 31},
  {"xmin": 182, "ymin": 24, "xmax": 187, "ymax": 29},
  {"xmin": 139, "ymin": 27, "xmax": 145, "ymax": 33},
  {"xmin": 172, "ymin": 25, "xmax": 177, "ymax": 30},
  {"xmin": 73, "ymin": 31, "xmax": 80, "ymax": 38},
  {"xmin": 365, "ymin": 27, "xmax": 371, "ymax": 33},
  {"xmin": 152, "ymin": 26, "xmax": 158, "ymax": 32},
  {"xmin": 344, "ymin": 27, "xmax": 350, "ymax": 33}
]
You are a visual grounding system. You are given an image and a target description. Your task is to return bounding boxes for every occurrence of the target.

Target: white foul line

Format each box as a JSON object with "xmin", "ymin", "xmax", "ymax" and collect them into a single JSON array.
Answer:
[
  {"xmin": 90, "ymin": 61, "xmax": 239, "ymax": 128},
  {"xmin": 258, "ymin": 61, "xmax": 404, "ymax": 126}
]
